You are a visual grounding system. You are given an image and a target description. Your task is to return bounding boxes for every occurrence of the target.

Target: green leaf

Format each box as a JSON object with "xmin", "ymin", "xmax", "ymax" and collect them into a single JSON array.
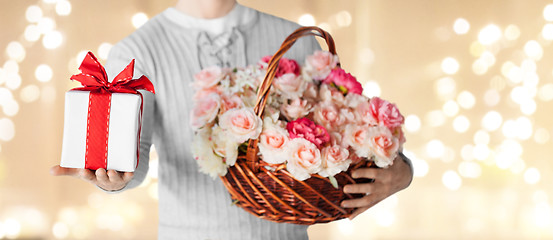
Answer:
[
  {"xmin": 329, "ymin": 176, "xmax": 339, "ymax": 189},
  {"xmin": 231, "ymin": 199, "xmax": 240, "ymax": 205}
]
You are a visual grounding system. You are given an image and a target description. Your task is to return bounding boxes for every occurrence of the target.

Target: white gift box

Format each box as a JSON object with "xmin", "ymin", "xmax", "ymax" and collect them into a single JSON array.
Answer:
[{"xmin": 60, "ymin": 90, "xmax": 142, "ymax": 172}]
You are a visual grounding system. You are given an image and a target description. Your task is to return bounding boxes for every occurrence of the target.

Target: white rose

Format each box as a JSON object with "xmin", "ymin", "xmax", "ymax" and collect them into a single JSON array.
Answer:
[
  {"xmin": 318, "ymin": 145, "xmax": 351, "ymax": 177},
  {"xmin": 190, "ymin": 93, "xmax": 220, "ymax": 130},
  {"xmin": 343, "ymin": 124, "xmax": 371, "ymax": 158},
  {"xmin": 191, "ymin": 128, "xmax": 227, "ymax": 178},
  {"xmin": 285, "ymin": 138, "xmax": 322, "ymax": 181},
  {"xmin": 258, "ymin": 121, "xmax": 289, "ymax": 164},
  {"xmin": 219, "ymin": 107, "xmax": 263, "ymax": 143}
]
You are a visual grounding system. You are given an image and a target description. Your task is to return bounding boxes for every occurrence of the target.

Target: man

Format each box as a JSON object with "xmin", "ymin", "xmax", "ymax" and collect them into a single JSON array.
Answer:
[{"xmin": 52, "ymin": 0, "xmax": 413, "ymax": 239}]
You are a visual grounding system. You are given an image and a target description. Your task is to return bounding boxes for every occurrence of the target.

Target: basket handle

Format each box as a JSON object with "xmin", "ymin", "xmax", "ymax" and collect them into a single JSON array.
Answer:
[{"xmin": 246, "ymin": 26, "xmax": 339, "ymax": 172}]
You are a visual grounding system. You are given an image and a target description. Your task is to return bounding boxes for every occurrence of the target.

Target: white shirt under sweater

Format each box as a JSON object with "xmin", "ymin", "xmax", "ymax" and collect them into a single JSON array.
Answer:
[{"xmin": 105, "ymin": 4, "xmax": 320, "ymax": 240}]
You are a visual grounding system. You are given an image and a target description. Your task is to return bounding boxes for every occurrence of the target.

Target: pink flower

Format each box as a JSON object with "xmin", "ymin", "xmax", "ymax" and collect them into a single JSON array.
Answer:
[
  {"xmin": 286, "ymin": 138, "xmax": 322, "ymax": 180},
  {"xmin": 193, "ymin": 66, "xmax": 225, "ymax": 90},
  {"xmin": 219, "ymin": 108, "xmax": 263, "ymax": 143},
  {"xmin": 305, "ymin": 50, "xmax": 339, "ymax": 80},
  {"xmin": 220, "ymin": 94, "xmax": 244, "ymax": 114},
  {"xmin": 261, "ymin": 56, "xmax": 301, "ymax": 77},
  {"xmin": 280, "ymin": 98, "xmax": 313, "ymax": 121},
  {"xmin": 367, "ymin": 126, "xmax": 400, "ymax": 168},
  {"xmin": 323, "ymin": 68, "xmax": 363, "ymax": 95},
  {"xmin": 190, "ymin": 93, "xmax": 220, "ymax": 130},
  {"xmin": 193, "ymin": 87, "xmax": 221, "ymax": 102},
  {"xmin": 343, "ymin": 124, "xmax": 371, "ymax": 158},
  {"xmin": 368, "ymin": 97, "xmax": 404, "ymax": 129},
  {"xmin": 272, "ymin": 73, "xmax": 307, "ymax": 99},
  {"xmin": 355, "ymin": 101, "xmax": 378, "ymax": 125},
  {"xmin": 287, "ymin": 118, "xmax": 330, "ymax": 148},
  {"xmin": 313, "ymin": 102, "xmax": 340, "ymax": 130},
  {"xmin": 318, "ymin": 145, "xmax": 351, "ymax": 177},
  {"xmin": 319, "ymin": 84, "xmax": 345, "ymax": 105},
  {"xmin": 258, "ymin": 121, "xmax": 289, "ymax": 164}
]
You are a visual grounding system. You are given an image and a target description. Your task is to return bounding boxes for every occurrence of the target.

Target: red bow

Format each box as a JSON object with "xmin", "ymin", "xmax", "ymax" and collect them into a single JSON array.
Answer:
[{"xmin": 71, "ymin": 51, "xmax": 155, "ymax": 94}]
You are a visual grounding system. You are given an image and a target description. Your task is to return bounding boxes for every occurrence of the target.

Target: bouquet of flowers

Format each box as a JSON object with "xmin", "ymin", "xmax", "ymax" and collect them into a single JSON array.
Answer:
[
  {"xmin": 189, "ymin": 26, "xmax": 405, "ymax": 224},
  {"xmin": 191, "ymin": 50, "xmax": 405, "ymax": 182}
]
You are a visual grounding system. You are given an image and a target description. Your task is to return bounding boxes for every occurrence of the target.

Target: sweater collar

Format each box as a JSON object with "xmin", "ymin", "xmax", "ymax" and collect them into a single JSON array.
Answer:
[{"xmin": 163, "ymin": 3, "xmax": 256, "ymax": 35}]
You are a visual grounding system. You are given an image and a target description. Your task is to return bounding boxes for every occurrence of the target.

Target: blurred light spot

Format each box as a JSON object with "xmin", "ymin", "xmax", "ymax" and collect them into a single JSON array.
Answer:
[
  {"xmin": 335, "ymin": 11, "xmax": 352, "ymax": 27},
  {"xmin": 538, "ymin": 83, "xmax": 553, "ymax": 101},
  {"xmin": 41, "ymin": 85, "xmax": 57, "ymax": 104},
  {"xmin": 472, "ymin": 144, "xmax": 490, "ymax": 161},
  {"xmin": 478, "ymin": 24, "xmax": 501, "ymax": 45},
  {"xmin": 406, "ymin": 152, "xmax": 428, "ymax": 177},
  {"xmin": 469, "ymin": 41, "xmax": 485, "ymax": 57},
  {"xmin": 520, "ymin": 99, "xmax": 537, "ymax": 115},
  {"xmin": 6, "ymin": 42, "xmax": 26, "ymax": 62},
  {"xmin": 524, "ymin": 40, "xmax": 543, "ymax": 60},
  {"xmin": 507, "ymin": 66, "xmax": 523, "ymax": 84},
  {"xmin": 358, "ymin": 48, "xmax": 374, "ymax": 65},
  {"xmin": 443, "ymin": 147, "xmax": 456, "ymax": 163},
  {"xmin": 318, "ymin": 22, "xmax": 332, "ymax": 34},
  {"xmin": 20, "ymin": 85, "xmax": 41, "ymax": 103},
  {"xmin": 524, "ymin": 168, "xmax": 540, "ymax": 184},
  {"xmin": 426, "ymin": 139, "xmax": 445, "ymax": 158},
  {"xmin": 509, "ymin": 159, "xmax": 525, "ymax": 174},
  {"xmin": 533, "ymin": 190, "xmax": 549, "ymax": 204},
  {"xmin": 480, "ymin": 51, "xmax": 496, "ymax": 66},
  {"xmin": 457, "ymin": 91, "xmax": 475, "ymax": 109},
  {"xmin": 336, "ymin": 219, "xmax": 354, "ymax": 235},
  {"xmin": 426, "ymin": 110, "xmax": 446, "ymax": 127},
  {"xmin": 484, "ymin": 89, "xmax": 501, "ymax": 106},
  {"xmin": 4, "ymin": 218, "xmax": 21, "ymax": 239},
  {"xmin": 458, "ymin": 161, "xmax": 482, "ymax": 178},
  {"xmin": 472, "ymin": 59, "xmax": 488, "ymax": 75},
  {"xmin": 460, "ymin": 144, "xmax": 475, "ymax": 161},
  {"xmin": 375, "ymin": 211, "xmax": 395, "ymax": 227},
  {"xmin": 453, "ymin": 18, "xmax": 470, "ymax": 34},
  {"xmin": 24, "ymin": 25, "xmax": 41, "ymax": 42},
  {"xmin": 434, "ymin": 26, "xmax": 451, "ymax": 42},
  {"xmin": 26, "ymin": 5, "xmax": 43, "ymax": 23},
  {"xmin": 148, "ymin": 182, "xmax": 158, "ymax": 200},
  {"xmin": 504, "ymin": 24, "xmax": 521, "ymax": 41},
  {"xmin": 58, "ymin": 207, "xmax": 78, "ymax": 224},
  {"xmin": 534, "ymin": 203, "xmax": 553, "ymax": 228},
  {"xmin": 4, "ymin": 60, "xmax": 19, "ymax": 73},
  {"xmin": 148, "ymin": 158, "xmax": 159, "ymax": 179},
  {"xmin": 495, "ymin": 153, "xmax": 517, "ymax": 170},
  {"xmin": 0, "ymin": 118, "xmax": 15, "ymax": 141},
  {"xmin": 515, "ymin": 117, "xmax": 533, "ymax": 140},
  {"xmin": 490, "ymin": 76, "xmax": 506, "ymax": 91},
  {"xmin": 543, "ymin": 23, "xmax": 553, "ymax": 40},
  {"xmin": 298, "ymin": 14, "xmax": 316, "ymax": 26},
  {"xmin": 132, "ymin": 12, "xmax": 149, "ymax": 29},
  {"xmin": 482, "ymin": 111, "xmax": 502, "ymax": 131},
  {"xmin": 3, "ymin": 99, "xmax": 19, "ymax": 116},
  {"xmin": 442, "ymin": 100, "xmax": 459, "ymax": 117},
  {"xmin": 0, "ymin": 88, "xmax": 13, "ymax": 102},
  {"xmin": 88, "ymin": 193, "xmax": 103, "ymax": 209},
  {"xmin": 442, "ymin": 170, "xmax": 462, "ymax": 190},
  {"xmin": 473, "ymin": 130, "xmax": 490, "ymax": 145},
  {"xmin": 6, "ymin": 74, "xmax": 22, "ymax": 90},
  {"xmin": 43, "ymin": 31, "xmax": 63, "ymax": 49},
  {"xmin": 97, "ymin": 42, "xmax": 113, "ymax": 60},
  {"xmin": 37, "ymin": 17, "xmax": 55, "ymax": 34},
  {"xmin": 544, "ymin": 4, "xmax": 553, "ymax": 21},
  {"xmin": 521, "ymin": 59, "xmax": 537, "ymax": 72},
  {"xmin": 501, "ymin": 61, "xmax": 515, "ymax": 78},
  {"xmin": 534, "ymin": 128, "xmax": 550, "ymax": 144},
  {"xmin": 502, "ymin": 119, "xmax": 518, "ymax": 139},
  {"xmin": 453, "ymin": 115, "xmax": 470, "ymax": 133},
  {"xmin": 441, "ymin": 57, "xmax": 459, "ymax": 75},
  {"xmin": 35, "ymin": 64, "xmax": 53, "ymax": 82},
  {"xmin": 510, "ymin": 86, "xmax": 529, "ymax": 104},
  {"xmin": 500, "ymin": 139, "xmax": 523, "ymax": 157},
  {"xmin": 52, "ymin": 222, "xmax": 69, "ymax": 239},
  {"xmin": 465, "ymin": 218, "xmax": 485, "ymax": 233},
  {"xmin": 435, "ymin": 77, "xmax": 456, "ymax": 99},
  {"xmin": 55, "ymin": 0, "xmax": 71, "ymax": 16},
  {"xmin": 362, "ymin": 81, "xmax": 381, "ymax": 98},
  {"xmin": 76, "ymin": 50, "xmax": 88, "ymax": 65},
  {"xmin": 405, "ymin": 114, "xmax": 421, "ymax": 132}
]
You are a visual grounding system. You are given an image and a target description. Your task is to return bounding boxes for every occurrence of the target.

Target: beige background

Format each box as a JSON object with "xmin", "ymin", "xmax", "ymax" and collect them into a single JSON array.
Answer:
[{"xmin": 0, "ymin": 0, "xmax": 552, "ymax": 239}]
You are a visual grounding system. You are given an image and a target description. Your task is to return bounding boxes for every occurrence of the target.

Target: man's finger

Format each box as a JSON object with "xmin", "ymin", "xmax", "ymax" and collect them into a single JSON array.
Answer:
[
  {"xmin": 341, "ymin": 195, "xmax": 380, "ymax": 209},
  {"xmin": 79, "ymin": 169, "xmax": 97, "ymax": 183},
  {"xmin": 50, "ymin": 165, "xmax": 80, "ymax": 177},
  {"xmin": 95, "ymin": 168, "xmax": 109, "ymax": 184},
  {"xmin": 348, "ymin": 206, "xmax": 369, "ymax": 220},
  {"xmin": 107, "ymin": 170, "xmax": 123, "ymax": 183},
  {"xmin": 122, "ymin": 172, "xmax": 134, "ymax": 183},
  {"xmin": 351, "ymin": 168, "xmax": 380, "ymax": 179}
]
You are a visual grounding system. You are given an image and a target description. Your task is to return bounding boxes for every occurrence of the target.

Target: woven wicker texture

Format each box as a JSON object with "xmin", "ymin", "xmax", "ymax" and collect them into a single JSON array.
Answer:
[{"xmin": 220, "ymin": 26, "xmax": 372, "ymax": 225}]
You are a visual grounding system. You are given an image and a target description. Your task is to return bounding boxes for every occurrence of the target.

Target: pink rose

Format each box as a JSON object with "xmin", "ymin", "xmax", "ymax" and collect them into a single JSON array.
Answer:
[
  {"xmin": 368, "ymin": 97, "xmax": 404, "ymax": 129},
  {"xmin": 190, "ymin": 93, "xmax": 220, "ymax": 130},
  {"xmin": 323, "ymin": 68, "xmax": 363, "ymax": 95},
  {"xmin": 193, "ymin": 66, "xmax": 225, "ymax": 90},
  {"xmin": 303, "ymin": 81, "xmax": 319, "ymax": 100},
  {"xmin": 355, "ymin": 101, "xmax": 378, "ymax": 125},
  {"xmin": 319, "ymin": 84, "xmax": 345, "ymax": 106},
  {"xmin": 286, "ymin": 138, "xmax": 322, "ymax": 180},
  {"xmin": 367, "ymin": 126, "xmax": 400, "ymax": 168},
  {"xmin": 313, "ymin": 102, "xmax": 340, "ymax": 130},
  {"xmin": 280, "ymin": 98, "xmax": 313, "ymax": 121},
  {"xmin": 273, "ymin": 73, "xmax": 307, "ymax": 99},
  {"xmin": 343, "ymin": 124, "xmax": 370, "ymax": 158},
  {"xmin": 305, "ymin": 50, "xmax": 339, "ymax": 80},
  {"xmin": 287, "ymin": 118, "xmax": 330, "ymax": 148},
  {"xmin": 261, "ymin": 56, "xmax": 301, "ymax": 77},
  {"xmin": 220, "ymin": 94, "xmax": 244, "ymax": 114},
  {"xmin": 219, "ymin": 108, "xmax": 263, "ymax": 143},
  {"xmin": 318, "ymin": 145, "xmax": 351, "ymax": 177},
  {"xmin": 258, "ymin": 122, "xmax": 289, "ymax": 164},
  {"xmin": 193, "ymin": 87, "xmax": 221, "ymax": 102}
]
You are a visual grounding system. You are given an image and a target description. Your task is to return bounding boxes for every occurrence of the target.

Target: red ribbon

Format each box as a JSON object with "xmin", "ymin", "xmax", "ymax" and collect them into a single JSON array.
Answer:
[{"xmin": 71, "ymin": 51, "xmax": 155, "ymax": 171}]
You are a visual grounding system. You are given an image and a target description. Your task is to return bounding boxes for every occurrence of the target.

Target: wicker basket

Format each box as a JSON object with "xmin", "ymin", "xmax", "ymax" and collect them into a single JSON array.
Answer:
[{"xmin": 220, "ymin": 26, "xmax": 372, "ymax": 225}]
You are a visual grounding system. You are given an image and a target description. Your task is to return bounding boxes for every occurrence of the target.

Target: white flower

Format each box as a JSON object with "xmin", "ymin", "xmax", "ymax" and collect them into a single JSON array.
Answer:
[
  {"xmin": 219, "ymin": 107, "xmax": 263, "ymax": 143},
  {"xmin": 285, "ymin": 138, "xmax": 322, "ymax": 181},
  {"xmin": 258, "ymin": 120, "xmax": 289, "ymax": 164},
  {"xmin": 190, "ymin": 93, "xmax": 220, "ymax": 130},
  {"xmin": 343, "ymin": 124, "xmax": 371, "ymax": 158},
  {"xmin": 367, "ymin": 125, "xmax": 400, "ymax": 168},
  {"xmin": 191, "ymin": 128, "xmax": 227, "ymax": 178},
  {"xmin": 211, "ymin": 125, "xmax": 239, "ymax": 166},
  {"xmin": 318, "ymin": 145, "xmax": 351, "ymax": 177}
]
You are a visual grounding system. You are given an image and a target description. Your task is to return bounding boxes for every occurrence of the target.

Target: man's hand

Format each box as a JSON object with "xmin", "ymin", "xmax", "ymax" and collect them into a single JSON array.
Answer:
[
  {"xmin": 50, "ymin": 165, "xmax": 134, "ymax": 191},
  {"xmin": 341, "ymin": 154, "xmax": 413, "ymax": 219}
]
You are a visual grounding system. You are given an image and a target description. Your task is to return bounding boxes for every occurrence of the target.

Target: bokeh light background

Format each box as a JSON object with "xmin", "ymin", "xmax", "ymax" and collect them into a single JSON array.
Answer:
[{"xmin": 1, "ymin": 0, "xmax": 552, "ymax": 239}]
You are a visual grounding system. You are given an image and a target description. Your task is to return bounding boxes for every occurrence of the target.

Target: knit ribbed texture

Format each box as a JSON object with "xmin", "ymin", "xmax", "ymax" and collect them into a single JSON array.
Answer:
[{"xmin": 105, "ymin": 4, "xmax": 319, "ymax": 240}]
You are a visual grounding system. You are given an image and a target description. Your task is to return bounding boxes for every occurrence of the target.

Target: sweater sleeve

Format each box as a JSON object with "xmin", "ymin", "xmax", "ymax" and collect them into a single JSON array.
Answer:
[{"xmin": 99, "ymin": 43, "xmax": 155, "ymax": 193}]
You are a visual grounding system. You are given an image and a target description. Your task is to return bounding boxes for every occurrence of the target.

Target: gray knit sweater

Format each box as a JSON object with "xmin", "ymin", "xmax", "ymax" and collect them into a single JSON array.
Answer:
[{"xmin": 105, "ymin": 4, "xmax": 319, "ymax": 240}]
